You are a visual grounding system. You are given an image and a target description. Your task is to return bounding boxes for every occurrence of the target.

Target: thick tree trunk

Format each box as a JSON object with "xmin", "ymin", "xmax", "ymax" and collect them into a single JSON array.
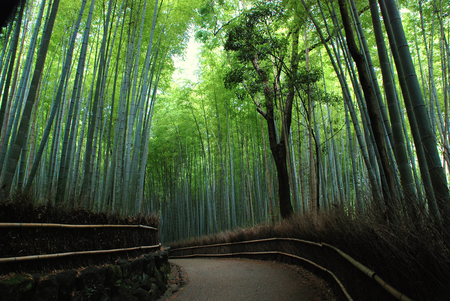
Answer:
[
  {"xmin": 250, "ymin": 56, "xmax": 294, "ymax": 219},
  {"xmin": 272, "ymin": 143, "xmax": 293, "ymax": 219}
]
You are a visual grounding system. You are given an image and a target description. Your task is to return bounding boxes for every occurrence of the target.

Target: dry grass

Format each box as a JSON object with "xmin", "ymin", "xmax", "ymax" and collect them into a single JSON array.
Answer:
[
  {"xmin": 0, "ymin": 192, "xmax": 159, "ymax": 226},
  {"xmin": 0, "ymin": 193, "xmax": 160, "ymax": 275}
]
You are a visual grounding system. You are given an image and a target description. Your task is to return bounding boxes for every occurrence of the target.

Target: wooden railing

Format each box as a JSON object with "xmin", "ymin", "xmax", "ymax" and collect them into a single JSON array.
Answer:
[
  {"xmin": 169, "ymin": 237, "xmax": 413, "ymax": 301},
  {"xmin": 0, "ymin": 222, "xmax": 157, "ymax": 230},
  {"xmin": 0, "ymin": 222, "xmax": 159, "ymax": 263}
]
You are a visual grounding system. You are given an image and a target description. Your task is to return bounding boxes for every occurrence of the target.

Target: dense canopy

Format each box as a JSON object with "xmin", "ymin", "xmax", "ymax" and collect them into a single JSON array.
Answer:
[{"xmin": 0, "ymin": 0, "xmax": 449, "ymax": 242}]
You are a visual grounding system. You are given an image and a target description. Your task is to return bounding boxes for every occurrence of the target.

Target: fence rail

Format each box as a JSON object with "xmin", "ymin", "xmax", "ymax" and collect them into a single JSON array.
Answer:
[
  {"xmin": 0, "ymin": 222, "xmax": 157, "ymax": 230},
  {"xmin": 169, "ymin": 237, "xmax": 413, "ymax": 301},
  {"xmin": 0, "ymin": 222, "xmax": 160, "ymax": 269},
  {"xmin": 0, "ymin": 244, "xmax": 161, "ymax": 263}
]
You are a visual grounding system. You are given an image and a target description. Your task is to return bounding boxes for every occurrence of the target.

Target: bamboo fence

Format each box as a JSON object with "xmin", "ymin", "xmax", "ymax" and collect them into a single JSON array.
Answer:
[
  {"xmin": 0, "ymin": 222, "xmax": 160, "ymax": 264},
  {"xmin": 169, "ymin": 237, "xmax": 413, "ymax": 301},
  {"xmin": 0, "ymin": 244, "xmax": 161, "ymax": 263},
  {"xmin": 0, "ymin": 222, "xmax": 157, "ymax": 230}
]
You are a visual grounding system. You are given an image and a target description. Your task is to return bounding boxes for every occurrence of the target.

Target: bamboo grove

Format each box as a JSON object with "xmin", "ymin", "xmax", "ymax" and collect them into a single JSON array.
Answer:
[
  {"xmin": 0, "ymin": 0, "xmax": 197, "ymax": 213},
  {"xmin": 152, "ymin": 0, "xmax": 450, "ymax": 242},
  {"xmin": 0, "ymin": 0, "xmax": 449, "ymax": 243}
]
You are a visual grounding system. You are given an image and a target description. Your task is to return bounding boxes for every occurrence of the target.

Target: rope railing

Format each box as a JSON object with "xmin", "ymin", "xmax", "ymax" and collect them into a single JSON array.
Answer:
[
  {"xmin": 0, "ymin": 222, "xmax": 157, "ymax": 230},
  {"xmin": 0, "ymin": 244, "xmax": 161, "ymax": 263},
  {"xmin": 169, "ymin": 237, "xmax": 413, "ymax": 301}
]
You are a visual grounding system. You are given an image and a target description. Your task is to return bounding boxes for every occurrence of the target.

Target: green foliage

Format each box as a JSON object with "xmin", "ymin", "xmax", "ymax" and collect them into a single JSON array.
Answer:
[
  {"xmin": 223, "ymin": 67, "xmax": 245, "ymax": 89},
  {"xmin": 309, "ymin": 88, "xmax": 342, "ymax": 105},
  {"xmin": 151, "ymin": 0, "xmax": 450, "ymax": 239},
  {"xmin": 85, "ymin": 285, "xmax": 97, "ymax": 299},
  {"xmin": 296, "ymin": 66, "xmax": 321, "ymax": 84},
  {"xmin": 194, "ymin": 29, "xmax": 211, "ymax": 43},
  {"xmin": 1, "ymin": 0, "xmax": 449, "ymax": 241},
  {"xmin": 223, "ymin": 2, "xmax": 289, "ymax": 62}
]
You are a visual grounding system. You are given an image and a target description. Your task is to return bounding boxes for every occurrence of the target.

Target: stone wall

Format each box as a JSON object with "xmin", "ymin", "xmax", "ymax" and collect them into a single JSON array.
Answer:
[{"xmin": 0, "ymin": 250, "xmax": 170, "ymax": 301}]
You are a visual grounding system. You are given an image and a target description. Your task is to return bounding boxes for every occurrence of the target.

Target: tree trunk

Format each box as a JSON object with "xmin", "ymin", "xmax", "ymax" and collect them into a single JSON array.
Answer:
[{"xmin": 250, "ymin": 55, "xmax": 293, "ymax": 219}]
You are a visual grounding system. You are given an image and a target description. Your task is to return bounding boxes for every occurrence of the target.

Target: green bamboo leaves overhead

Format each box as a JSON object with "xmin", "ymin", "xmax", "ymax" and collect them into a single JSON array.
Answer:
[
  {"xmin": 153, "ymin": 0, "xmax": 450, "ymax": 241},
  {"xmin": 0, "ymin": 0, "xmax": 196, "ymax": 214},
  {"xmin": 0, "ymin": 0, "xmax": 449, "ymax": 240}
]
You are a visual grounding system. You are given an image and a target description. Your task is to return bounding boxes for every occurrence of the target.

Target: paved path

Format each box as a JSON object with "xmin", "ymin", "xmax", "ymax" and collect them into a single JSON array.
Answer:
[{"xmin": 164, "ymin": 258, "xmax": 315, "ymax": 301}]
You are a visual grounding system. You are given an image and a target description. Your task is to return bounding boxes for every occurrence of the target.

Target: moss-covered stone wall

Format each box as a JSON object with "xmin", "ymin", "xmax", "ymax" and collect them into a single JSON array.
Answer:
[{"xmin": 0, "ymin": 250, "xmax": 169, "ymax": 301}]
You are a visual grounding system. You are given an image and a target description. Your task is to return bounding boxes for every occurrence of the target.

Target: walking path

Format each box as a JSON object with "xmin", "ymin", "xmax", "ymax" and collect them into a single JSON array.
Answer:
[{"xmin": 159, "ymin": 258, "xmax": 335, "ymax": 301}]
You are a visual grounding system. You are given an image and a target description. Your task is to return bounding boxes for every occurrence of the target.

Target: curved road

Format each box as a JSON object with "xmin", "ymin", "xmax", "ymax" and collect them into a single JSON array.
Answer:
[{"xmin": 163, "ymin": 258, "xmax": 325, "ymax": 301}]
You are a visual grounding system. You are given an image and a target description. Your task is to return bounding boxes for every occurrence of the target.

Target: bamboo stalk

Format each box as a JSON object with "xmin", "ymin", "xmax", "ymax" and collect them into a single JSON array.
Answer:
[
  {"xmin": 0, "ymin": 244, "xmax": 161, "ymax": 263},
  {"xmin": 0, "ymin": 223, "xmax": 157, "ymax": 230}
]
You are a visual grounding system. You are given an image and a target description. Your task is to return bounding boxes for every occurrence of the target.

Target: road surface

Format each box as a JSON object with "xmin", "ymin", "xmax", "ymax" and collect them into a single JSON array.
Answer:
[{"xmin": 160, "ymin": 258, "xmax": 334, "ymax": 301}]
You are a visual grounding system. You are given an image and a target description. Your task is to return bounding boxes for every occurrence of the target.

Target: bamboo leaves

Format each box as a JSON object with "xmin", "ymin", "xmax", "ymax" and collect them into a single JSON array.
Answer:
[
  {"xmin": 0, "ymin": 0, "xmax": 185, "ymax": 216},
  {"xmin": 0, "ymin": 0, "xmax": 449, "ymax": 239}
]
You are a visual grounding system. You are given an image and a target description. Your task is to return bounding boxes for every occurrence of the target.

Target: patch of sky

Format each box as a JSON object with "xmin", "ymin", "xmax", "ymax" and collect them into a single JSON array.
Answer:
[{"xmin": 172, "ymin": 26, "xmax": 201, "ymax": 84}]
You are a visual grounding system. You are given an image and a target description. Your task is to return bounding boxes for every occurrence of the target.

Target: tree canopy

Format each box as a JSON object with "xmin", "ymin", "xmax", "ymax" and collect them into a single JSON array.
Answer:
[{"xmin": 0, "ymin": 0, "xmax": 449, "ymax": 241}]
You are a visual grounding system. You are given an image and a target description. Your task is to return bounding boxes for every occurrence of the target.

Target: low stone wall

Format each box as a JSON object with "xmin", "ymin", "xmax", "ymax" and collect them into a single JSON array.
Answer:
[{"xmin": 0, "ymin": 250, "xmax": 170, "ymax": 301}]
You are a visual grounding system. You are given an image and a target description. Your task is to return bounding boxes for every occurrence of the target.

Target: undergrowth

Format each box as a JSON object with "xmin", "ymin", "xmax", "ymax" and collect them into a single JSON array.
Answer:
[
  {"xmin": 0, "ymin": 192, "xmax": 159, "ymax": 226},
  {"xmin": 0, "ymin": 193, "xmax": 160, "ymax": 275}
]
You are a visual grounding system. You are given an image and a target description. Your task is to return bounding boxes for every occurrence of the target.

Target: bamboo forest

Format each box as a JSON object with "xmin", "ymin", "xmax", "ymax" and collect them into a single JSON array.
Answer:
[{"xmin": 0, "ymin": 0, "xmax": 449, "ymax": 244}]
